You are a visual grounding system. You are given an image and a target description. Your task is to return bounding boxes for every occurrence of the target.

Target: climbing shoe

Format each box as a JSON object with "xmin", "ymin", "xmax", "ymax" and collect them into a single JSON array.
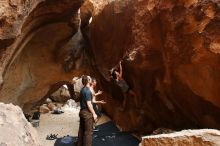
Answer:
[{"xmin": 46, "ymin": 134, "xmax": 58, "ymax": 140}]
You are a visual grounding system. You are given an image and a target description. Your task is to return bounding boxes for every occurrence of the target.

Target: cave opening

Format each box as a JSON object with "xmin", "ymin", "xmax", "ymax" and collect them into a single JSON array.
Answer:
[{"xmin": 1, "ymin": 0, "xmax": 220, "ymax": 146}]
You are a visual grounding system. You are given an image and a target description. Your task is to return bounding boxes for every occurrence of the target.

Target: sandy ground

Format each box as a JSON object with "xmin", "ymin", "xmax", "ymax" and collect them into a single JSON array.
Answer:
[
  {"xmin": 34, "ymin": 107, "xmax": 111, "ymax": 146},
  {"xmin": 35, "ymin": 109, "xmax": 80, "ymax": 146}
]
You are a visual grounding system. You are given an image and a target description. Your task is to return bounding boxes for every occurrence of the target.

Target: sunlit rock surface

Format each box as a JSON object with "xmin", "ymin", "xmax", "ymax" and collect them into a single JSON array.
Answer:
[
  {"xmin": 140, "ymin": 129, "xmax": 220, "ymax": 146},
  {"xmin": 0, "ymin": 103, "xmax": 41, "ymax": 146}
]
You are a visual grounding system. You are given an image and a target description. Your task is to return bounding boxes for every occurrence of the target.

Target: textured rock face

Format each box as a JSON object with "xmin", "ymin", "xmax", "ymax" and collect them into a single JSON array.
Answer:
[
  {"xmin": 0, "ymin": 103, "xmax": 41, "ymax": 146},
  {"xmin": 87, "ymin": 0, "xmax": 220, "ymax": 133},
  {"xmin": 0, "ymin": 0, "xmax": 44, "ymax": 40},
  {"xmin": 140, "ymin": 129, "xmax": 220, "ymax": 146},
  {"xmin": 0, "ymin": 0, "xmax": 83, "ymax": 74},
  {"xmin": 1, "ymin": 0, "xmax": 220, "ymax": 136},
  {"xmin": 0, "ymin": 0, "xmax": 87, "ymax": 111}
]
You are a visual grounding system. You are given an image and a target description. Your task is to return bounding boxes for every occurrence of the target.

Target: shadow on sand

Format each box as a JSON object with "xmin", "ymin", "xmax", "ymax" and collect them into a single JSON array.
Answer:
[{"xmin": 54, "ymin": 122, "xmax": 140, "ymax": 146}]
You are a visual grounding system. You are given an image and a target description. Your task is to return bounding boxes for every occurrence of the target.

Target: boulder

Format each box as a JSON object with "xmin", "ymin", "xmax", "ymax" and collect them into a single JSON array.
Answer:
[
  {"xmin": 140, "ymin": 129, "xmax": 220, "ymax": 146},
  {"xmin": 50, "ymin": 86, "xmax": 71, "ymax": 102},
  {"xmin": 0, "ymin": 103, "xmax": 41, "ymax": 146},
  {"xmin": 62, "ymin": 99, "xmax": 79, "ymax": 111},
  {"xmin": 47, "ymin": 103, "xmax": 56, "ymax": 111},
  {"xmin": 45, "ymin": 98, "xmax": 52, "ymax": 103},
  {"xmin": 72, "ymin": 77, "xmax": 83, "ymax": 93},
  {"xmin": 39, "ymin": 105, "xmax": 50, "ymax": 114}
]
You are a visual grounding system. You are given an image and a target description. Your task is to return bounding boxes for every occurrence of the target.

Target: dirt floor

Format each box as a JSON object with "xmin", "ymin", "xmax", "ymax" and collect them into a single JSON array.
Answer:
[
  {"xmin": 35, "ymin": 107, "xmax": 111, "ymax": 146},
  {"xmin": 35, "ymin": 110, "xmax": 79, "ymax": 146}
]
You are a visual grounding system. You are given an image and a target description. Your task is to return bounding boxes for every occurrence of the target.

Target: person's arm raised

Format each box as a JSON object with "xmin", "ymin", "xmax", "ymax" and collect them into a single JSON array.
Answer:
[
  {"xmin": 95, "ymin": 90, "xmax": 103, "ymax": 96},
  {"xmin": 98, "ymin": 100, "xmax": 106, "ymax": 104},
  {"xmin": 119, "ymin": 61, "xmax": 123, "ymax": 80},
  {"xmin": 92, "ymin": 96, "xmax": 106, "ymax": 104}
]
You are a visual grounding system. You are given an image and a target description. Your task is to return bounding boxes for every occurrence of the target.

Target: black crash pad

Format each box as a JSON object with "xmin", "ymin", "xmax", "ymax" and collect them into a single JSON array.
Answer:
[{"xmin": 54, "ymin": 122, "xmax": 140, "ymax": 146}]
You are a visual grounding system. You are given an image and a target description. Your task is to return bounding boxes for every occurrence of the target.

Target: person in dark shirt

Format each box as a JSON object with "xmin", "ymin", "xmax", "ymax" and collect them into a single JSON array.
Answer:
[
  {"xmin": 77, "ymin": 75, "xmax": 97, "ymax": 146},
  {"xmin": 111, "ymin": 61, "xmax": 138, "ymax": 110}
]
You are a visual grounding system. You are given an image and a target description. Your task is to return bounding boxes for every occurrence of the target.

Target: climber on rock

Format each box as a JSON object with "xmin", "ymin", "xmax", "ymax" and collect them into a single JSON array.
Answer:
[
  {"xmin": 111, "ymin": 61, "xmax": 138, "ymax": 110},
  {"xmin": 90, "ymin": 78, "xmax": 106, "ymax": 117}
]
